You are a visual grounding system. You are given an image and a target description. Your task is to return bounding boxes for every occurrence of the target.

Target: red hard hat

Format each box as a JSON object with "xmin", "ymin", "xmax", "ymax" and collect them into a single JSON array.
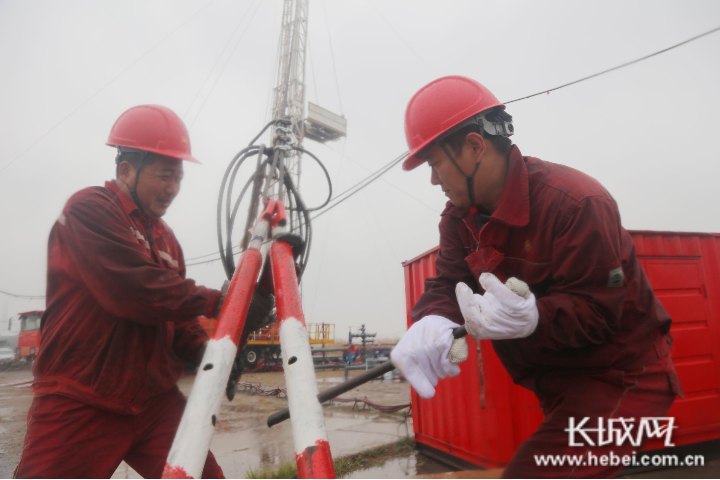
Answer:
[
  {"xmin": 403, "ymin": 76, "xmax": 504, "ymax": 171},
  {"xmin": 106, "ymin": 105, "xmax": 200, "ymax": 163}
]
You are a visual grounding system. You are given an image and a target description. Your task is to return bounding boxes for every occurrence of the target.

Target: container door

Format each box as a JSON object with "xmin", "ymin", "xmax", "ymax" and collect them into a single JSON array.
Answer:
[{"xmin": 643, "ymin": 258, "xmax": 720, "ymax": 444}]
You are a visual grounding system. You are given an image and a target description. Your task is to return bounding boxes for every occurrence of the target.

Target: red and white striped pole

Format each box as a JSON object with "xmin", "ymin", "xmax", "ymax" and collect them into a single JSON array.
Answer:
[
  {"xmin": 162, "ymin": 221, "xmax": 270, "ymax": 479},
  {"xmin": 270, "ymin": 228, "xmax": 336, "ymax": 479}
]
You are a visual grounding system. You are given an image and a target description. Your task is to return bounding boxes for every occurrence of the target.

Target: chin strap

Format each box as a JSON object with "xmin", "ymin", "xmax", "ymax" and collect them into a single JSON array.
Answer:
[
  {"xmin": 116, "ymin": 148, "xmax": 155, "ymax": 249},
  {"xmin": 439, "ymin": 141, "xmax": 480, "ymax": 206},
  {"xmin": 116, "ymin": 148, "xmax": 148, "ymax": 216},
  {"xmin": 129, "ymin": 151, "xmax": 148, "ymax": 216}
]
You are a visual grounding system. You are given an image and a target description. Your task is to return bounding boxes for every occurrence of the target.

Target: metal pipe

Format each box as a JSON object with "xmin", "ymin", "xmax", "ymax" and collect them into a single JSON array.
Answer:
[
  {"xmin": 310, "ymin": 347, "xmax": 347, "ymax": 354},
  {"xmin": 267, "ymin": 326, "xmax": 467, "ymax": 428}
]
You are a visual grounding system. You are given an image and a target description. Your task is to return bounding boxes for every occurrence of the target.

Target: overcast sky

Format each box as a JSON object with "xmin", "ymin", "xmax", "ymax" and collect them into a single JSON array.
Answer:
[{"xmin": 1, "ymin": 0, "xmax": 719, "ymax": 340}]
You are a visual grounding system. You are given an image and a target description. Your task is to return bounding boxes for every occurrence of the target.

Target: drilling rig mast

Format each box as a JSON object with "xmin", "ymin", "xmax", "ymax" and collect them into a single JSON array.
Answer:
[
  {"xmin": 272, "ymin": 0, "xmax": 309, "ymax": 192},
  {"xmin": 270, "ymin": 0, "xmax": 346, "ymax": 206}
]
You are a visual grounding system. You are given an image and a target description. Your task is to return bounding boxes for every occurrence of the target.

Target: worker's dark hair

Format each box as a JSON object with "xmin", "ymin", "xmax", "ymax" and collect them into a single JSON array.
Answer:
[
  {"xmin": 444, "ymin": 107, "xmax": 514, "ymax": 157},
  {"xmin": 115, "ymin": 150, "xmax": 157, "ymax": 178}
]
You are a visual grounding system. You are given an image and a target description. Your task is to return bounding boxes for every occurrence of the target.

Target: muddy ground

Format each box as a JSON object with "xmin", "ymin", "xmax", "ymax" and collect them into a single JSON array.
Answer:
[
  {"xmin": 0, "ymin": 369, "xmax": 34, "ymax": 478},
  {"xmin": 0, "ymin": 366, "xmax": 443, "ymax": 479},
  {"xmin": 3, "ymin": 366, "xmax": 718, "ymax": 479}
]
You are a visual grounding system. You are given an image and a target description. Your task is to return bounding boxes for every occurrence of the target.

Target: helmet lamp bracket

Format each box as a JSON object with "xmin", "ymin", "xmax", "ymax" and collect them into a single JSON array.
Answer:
[{"xmin": 439, "ymin": 111, "xmax": 514, "ymax": 143}]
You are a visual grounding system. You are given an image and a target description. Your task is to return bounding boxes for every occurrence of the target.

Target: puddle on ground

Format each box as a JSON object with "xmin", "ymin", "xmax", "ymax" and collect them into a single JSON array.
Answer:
[
  {"xmin": 112, "ymin": 405, "xmax": 414, "ymax": 479},
  {"xmin": 345, "ymin": 452, "xmax": 453, "ymax": 479},
  {"xmin": 0, "ymin": 407, "xmax": 16, "ymax": 418},
  {"xmin": 316, "ymin": 377, "xmax": 344, "ymax": 383}
]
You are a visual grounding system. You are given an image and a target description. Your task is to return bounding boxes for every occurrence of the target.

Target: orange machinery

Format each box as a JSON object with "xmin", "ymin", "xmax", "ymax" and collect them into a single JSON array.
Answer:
[
  {"xmin": 198, "ymin": 317, "xmax": 335, "ymax": 368},
  {"xmin": 16, "ymin": 311, "xmax": 43, "ymax": 362},
  {"xmin": 245, "ymin": 322, "xmax": 335, "ymax": 367}
]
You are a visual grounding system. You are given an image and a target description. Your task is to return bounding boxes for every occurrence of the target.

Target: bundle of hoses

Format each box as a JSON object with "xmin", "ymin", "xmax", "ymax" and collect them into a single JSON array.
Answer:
[
  {"xmin": 216, "ymin": 119, "xmax": 332, "ymax": 282},
  {"xmin": 216, "ymin": 119, "xmax": 333, "ymax": 398}
]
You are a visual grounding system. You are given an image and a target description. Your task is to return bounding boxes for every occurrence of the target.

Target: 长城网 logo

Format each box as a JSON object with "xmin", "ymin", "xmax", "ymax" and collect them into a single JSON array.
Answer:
[{"xmin": 565, "ymin": 417, "xmax": 676, "ymax": 448}]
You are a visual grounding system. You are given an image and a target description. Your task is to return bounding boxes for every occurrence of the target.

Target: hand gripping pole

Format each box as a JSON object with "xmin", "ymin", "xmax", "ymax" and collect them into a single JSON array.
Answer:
[
  {"xmin": 162, "ymin": 221, "xmax": 269, "ymax": 479},
  {"xmin": 271, "ymin": 226, "xmax": 336, "ymax": 479}
]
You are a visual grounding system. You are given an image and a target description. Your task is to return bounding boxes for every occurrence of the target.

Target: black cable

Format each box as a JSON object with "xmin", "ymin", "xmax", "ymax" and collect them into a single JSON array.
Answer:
[
  {"xmin": 316, "ymin": 142, "xmax": 440, "ymax": 214},
  {"xmin": 5, "ymin": 20, "xmax": 720, "ymax": 185},
  {"xmin": 249, "ymin": 121, "xmax": 280, "ymax": 148},
  {"xmin": 186, "ymin": 246, "xmax": 239, "ymax": 262},
  {"xmin": 228, "ymin": 171, "xmax": 259, "ymax": 267},
  {"xmin": 322, "ymin": 0, "xmax": 344, "ymax": 114},
  {"xmin": 189, "ymin": 149, "xmax": 404, "ymax": 266},
  {"xmin": 270, "ymin": 15, "xmax": 720, "ymax": 226},
  {"xmin": 186, "ymin": 255, "xmax": 236, "ymax": 267},
  {"xmin": 240, "ymin": 145, "xmax": 267, "ymax": 251},
  {"xmin": 283, "ymin": 173, "xmax": 313, "ymax": 275},
  {"xmin": 217, "ymin": 146, "xmax": 260, "ymax": 278},
  {"xmin": 290, "ymin": 146, "xmax": 333, "ymax": 211},
  {"xmin": 0, "ymin": 288, "xmax": 45, "ymax": 299},
  {"xmin": 311, "ymin": 152, "xmax": 407, "ymax": 222},
  {"xmin": 213, "ymin": 120, "xmax": 332, "ymax": 281},
  {"xmin": 10, "ymin": 23, "xmax": 720, "ymax": 298},
  {"xmin": 504, "ymin": 25, "xmax": 720, "ymax": 104},
  {"xmin": 226, "ymin": 149, "xmax": 265, "ymax": 272},
  {"xmin": 189, "ymin": 23, "xmax": 720, "ymax": 267},
  {"xmin": 328, "ymin": 150, "xmax": 407, "ymax": 205},
  {"xmin": 187, "ymin": 0, "xmax": 264, "ymax": 130},
  {"xmin": 182, "ymin": 0, "xmax": 258, "ymax": 120},
  {"xmin": 366, "ymin": 0, "xmax": 434, "ymax": 75},
  {"xmin": 0, "ymin": 0, "xmax": 217, "ymax": 177}
]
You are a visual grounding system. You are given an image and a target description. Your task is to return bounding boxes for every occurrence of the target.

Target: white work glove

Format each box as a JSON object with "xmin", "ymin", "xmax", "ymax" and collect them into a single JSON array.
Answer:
[
  {"xmin": 456, "ymin": 273, "xmax": 538, "ymax": 340},
  {"xmin": 391, "ymin": 315, "xmax": 463, "ymax": 399}
]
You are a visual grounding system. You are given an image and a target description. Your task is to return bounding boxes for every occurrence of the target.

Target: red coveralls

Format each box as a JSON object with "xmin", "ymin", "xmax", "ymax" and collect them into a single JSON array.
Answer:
[
  {"xmin": 411, "ymin": 146, "xmax": 683, "ymax": 478},
  {"xmin": 15, "ymin": 180, "xmax": 224, "ymax": 478}
]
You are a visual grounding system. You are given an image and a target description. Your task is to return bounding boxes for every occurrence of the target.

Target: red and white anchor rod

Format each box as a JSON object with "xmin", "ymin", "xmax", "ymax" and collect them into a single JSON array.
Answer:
[
  {"xmin": 270, "ymin": 210, "xmax": 335, "ymax": 478},
  {"xmin": 162, "ymin": 218, "xmax": 269, "ymax": 479},
  {"xmin": 163, "ymin": 188, "xmax": 335, "ymax": 478}
]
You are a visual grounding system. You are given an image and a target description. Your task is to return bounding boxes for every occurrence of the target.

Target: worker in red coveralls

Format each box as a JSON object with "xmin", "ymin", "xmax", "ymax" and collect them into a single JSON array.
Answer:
[
  {"xmin": 14, "ymin": 105, "xmax": 264, "ymax": 478},
  {"xmin": 391, "ymin": 76, "xmax": 683, "ymax": 478}
]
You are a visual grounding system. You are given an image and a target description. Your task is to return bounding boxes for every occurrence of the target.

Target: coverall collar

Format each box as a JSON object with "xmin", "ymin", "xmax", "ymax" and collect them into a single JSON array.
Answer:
[
  {"xmin": 106, "ymin": 180, "xmax": 166, "ymax": 236},
  {"xmin": 442, "ymin": 145, "xmax": 530, "ymax": 228},
  {"xmin": 107, "ymin": 180, "xmax": 140, "ymax": 216}
]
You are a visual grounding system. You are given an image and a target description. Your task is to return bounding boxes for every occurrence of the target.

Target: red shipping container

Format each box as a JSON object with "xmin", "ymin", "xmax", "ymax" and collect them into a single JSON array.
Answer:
[{"xmin": 402, "ymin": 231, "xmax": 720, "ymax": 468}]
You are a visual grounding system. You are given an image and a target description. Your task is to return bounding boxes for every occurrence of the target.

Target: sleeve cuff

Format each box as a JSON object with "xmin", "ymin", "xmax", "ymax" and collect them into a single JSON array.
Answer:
[
  {"xmin": 184, "ymin": 335, "xmax": 208, "ymax": 364},
  {"xmin": 419, "ymin": 314, "xmax": 463, "ymax": 326},
  {"xmin": 204, "ymin": 289, "xmax": 222, "ymax": 318}
]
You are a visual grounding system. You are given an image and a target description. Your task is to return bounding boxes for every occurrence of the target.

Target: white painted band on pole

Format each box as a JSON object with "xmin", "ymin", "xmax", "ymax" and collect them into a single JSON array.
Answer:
[
  {"xmin": 279, "ymin": 317, "xmax": 329, "ymax": 454},
  {"xmin": 249, "ymin": 220, "xmax": 270, "ymax": 250},
  {"xmin": 165, "ymin": 336, "xmax": 237, "ymax": 478}
]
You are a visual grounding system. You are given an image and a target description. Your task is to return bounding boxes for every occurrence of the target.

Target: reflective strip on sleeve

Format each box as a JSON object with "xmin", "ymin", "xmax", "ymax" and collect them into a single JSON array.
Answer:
[
  {"xmin": 159, "ymin": 250, "xmax": 179, "ymax": 268},
  {"xmin": 130, "ymin": 227, "xmax": 151, "ymax": 250}
]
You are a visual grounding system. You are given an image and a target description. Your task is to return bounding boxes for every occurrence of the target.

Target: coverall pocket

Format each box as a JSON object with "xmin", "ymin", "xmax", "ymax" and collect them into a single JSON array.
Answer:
[{"xmin": 502, "ymin": 256, "xmax": 552, "ymax": 286}]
